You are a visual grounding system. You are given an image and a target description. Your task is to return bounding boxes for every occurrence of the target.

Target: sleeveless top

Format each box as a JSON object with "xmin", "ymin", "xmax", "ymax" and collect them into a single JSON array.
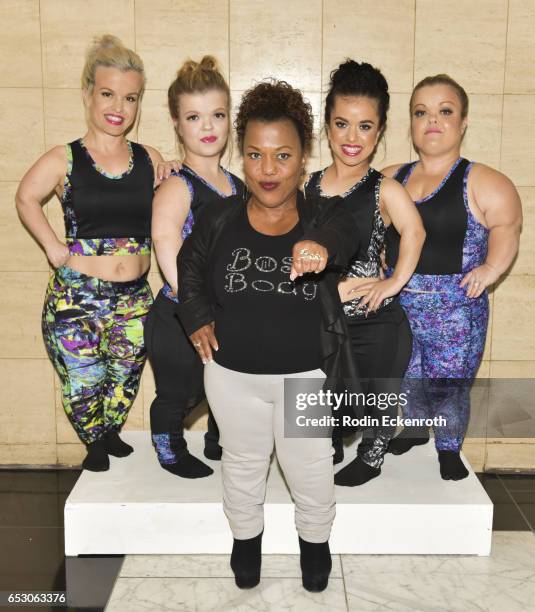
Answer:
[
  {"xmin": 305, "ymin": 167, "xmax": 393, "ymax": 317},
  {"xmin": 161, "ymin": 164, "xmax": 246, "ymax": 303},
  {"xmin": 62, "ymin": 139, "xmax": 154, "ymax": 256},
  {"xmin": 385, "ymin": 157, "xmax": 489, "ymax": 283}
]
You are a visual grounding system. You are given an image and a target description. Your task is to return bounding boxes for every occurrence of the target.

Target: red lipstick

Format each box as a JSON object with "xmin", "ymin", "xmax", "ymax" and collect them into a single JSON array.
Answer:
[
  {"xmin": 259, "ymin": 182, "xmax": 278, "ymax": 190},
  {"xmin": 201, "ymin": 136, "xmax": 217, "ymax": 143}
]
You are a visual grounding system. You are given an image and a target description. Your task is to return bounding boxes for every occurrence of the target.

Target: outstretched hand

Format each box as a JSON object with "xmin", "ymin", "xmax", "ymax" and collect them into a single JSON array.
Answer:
[{"xmin": 290, "ymin": 240, "xmax": 328, "ymax": 280}]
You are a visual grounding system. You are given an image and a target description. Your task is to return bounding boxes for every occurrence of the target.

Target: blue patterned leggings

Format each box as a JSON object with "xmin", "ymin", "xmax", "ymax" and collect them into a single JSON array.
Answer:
[{"xmin": 400, "ymin": 276, "xmax": 489, "ymax": 452}]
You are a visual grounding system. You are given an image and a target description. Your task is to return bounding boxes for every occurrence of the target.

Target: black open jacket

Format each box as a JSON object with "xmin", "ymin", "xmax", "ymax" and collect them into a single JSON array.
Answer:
[{"xmin": 176, "ymin": 189, "xmax": 360, "ymax": 385}]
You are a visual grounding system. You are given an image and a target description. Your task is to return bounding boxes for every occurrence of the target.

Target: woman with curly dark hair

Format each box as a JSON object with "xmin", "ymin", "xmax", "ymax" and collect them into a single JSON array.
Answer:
[{"xmin": 176, "ymin": 80, "xmax": 358, "ymax": 592}]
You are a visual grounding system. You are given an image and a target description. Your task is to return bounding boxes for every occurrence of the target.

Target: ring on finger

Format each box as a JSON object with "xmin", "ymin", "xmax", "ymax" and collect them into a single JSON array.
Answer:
[{"xmin": 193, "ymin": 341, "xmax": 201, "ymax": 348}]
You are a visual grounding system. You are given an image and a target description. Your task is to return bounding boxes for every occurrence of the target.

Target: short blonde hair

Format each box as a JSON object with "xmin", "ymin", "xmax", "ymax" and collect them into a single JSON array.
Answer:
[{"xmin": 81, "ymin": 34, "xmax": 145, "ymax": 93}]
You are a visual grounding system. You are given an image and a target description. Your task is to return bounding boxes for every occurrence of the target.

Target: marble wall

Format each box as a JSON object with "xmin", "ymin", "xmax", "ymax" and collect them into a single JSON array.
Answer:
[{"xmin": 0, "ymin": 0, "xmax": 533, "ymax": 469}]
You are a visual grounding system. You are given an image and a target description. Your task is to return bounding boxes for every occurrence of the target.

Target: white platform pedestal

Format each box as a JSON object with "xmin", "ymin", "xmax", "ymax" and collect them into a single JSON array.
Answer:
[{"xmin": 65, "ymin": 431, "xmax": 492, "ymax": 556}]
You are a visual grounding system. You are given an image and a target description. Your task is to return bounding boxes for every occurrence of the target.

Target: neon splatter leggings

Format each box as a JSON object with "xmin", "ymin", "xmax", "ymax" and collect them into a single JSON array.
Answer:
[{"xmin": 42, "ymin": 265, "xmax": 153, "ymax": 444}]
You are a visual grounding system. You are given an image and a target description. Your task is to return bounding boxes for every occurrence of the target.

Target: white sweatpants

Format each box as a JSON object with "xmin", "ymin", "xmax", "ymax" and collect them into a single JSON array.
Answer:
[{"xmin": 204, "ymin": 361, "xmax": 335, "ymax": 543}]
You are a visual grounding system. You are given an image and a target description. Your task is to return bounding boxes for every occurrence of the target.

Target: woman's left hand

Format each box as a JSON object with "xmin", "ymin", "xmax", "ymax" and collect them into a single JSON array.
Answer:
[
  {"xmin": 155, "ymin": 159, "xmax": 182, "ymax": 184},
  {"xmin": 459, "ymin": 263, "xmax": 499, "ymax": 298},
  {"xmin": 349, "ymin": 277, "xmax": 404, "ymax": 312},
  {"xmin": 290, "ymin": 240, "xmax": 328, "ymax": 280}
]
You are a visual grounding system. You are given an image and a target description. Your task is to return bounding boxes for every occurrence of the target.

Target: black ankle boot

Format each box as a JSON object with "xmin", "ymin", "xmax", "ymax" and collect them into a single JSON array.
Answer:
[
  {"xmin": 230, "ymin": 531, "xmax": 262, "ymax": 589},
  {"xmin": 82, "ymin": 438, "xmax": 109, "ymax": 472},
  {"xmin": 203, "ymin": 443, "xmax": 222, "ymax": 461},
  {"xmin": 298, "ymin": 536, "xmax": 332, "ymax": 592},
  {"xmin": 105, "ymin": 430, "xmax": 133, "ymax": 458}
]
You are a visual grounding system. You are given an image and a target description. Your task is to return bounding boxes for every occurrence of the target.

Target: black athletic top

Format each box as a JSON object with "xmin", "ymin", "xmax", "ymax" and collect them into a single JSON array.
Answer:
[
  {"xmin": 386, "ymin": 158, "xmax": 471, "ymax": 274},
  {"xmin": 211, "ymin": 206, "xmax": 321, "ymax": 374},
  {"xmin": 62, "ymin": 139, "xmax": 154, "ymax": 255},
  {"xmin": 162, "ymin": 164, "xmax": 246, "ymax": 302},
  {"xmin": 305, "ymin": 167, "xmax": 393, "ymax": 317}
]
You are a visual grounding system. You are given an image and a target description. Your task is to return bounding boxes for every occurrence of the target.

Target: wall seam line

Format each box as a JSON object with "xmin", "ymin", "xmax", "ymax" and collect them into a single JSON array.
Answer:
[
  {"xmin": 490, "ymin": 0, "xmax": 511, "ymax": 375},
  {"xmin": 411, "ymin": 0, "xmax": 417, "ymax": 161},
  {"xmin": 37, "ymin": 0, "xmax": 58, "ymax": 463}
]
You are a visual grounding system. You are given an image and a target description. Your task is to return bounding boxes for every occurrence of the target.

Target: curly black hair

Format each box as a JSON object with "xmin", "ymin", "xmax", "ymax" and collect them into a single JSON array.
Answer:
[
  {"xmin": 235, "ymin": 80, "xmax": 314, "ymax": 154},
  {"xmin": 325, "ymin": 60, "xmax": 390, "ymax": 130}
]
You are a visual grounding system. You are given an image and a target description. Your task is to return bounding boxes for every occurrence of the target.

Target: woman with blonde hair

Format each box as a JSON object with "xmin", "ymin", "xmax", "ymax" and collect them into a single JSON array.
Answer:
[
  {"xmin": 16, "ymin": 35, "xmax": 165, "ymax": 471},
  {"xmin": 145, "ymin": 56, "xmax": 245, "ymax": 478}
]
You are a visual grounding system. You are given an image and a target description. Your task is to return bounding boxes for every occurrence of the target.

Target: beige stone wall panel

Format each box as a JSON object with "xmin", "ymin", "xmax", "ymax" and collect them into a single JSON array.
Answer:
[
  {"xmin": 229, "ymin": 0, "xmax": 322, "ymax": 92},
  {"xmin": 0, "ymin": 0, "xmax": 42, "ymax": 88},
  {"xmin": 486, "ymin": 441, "xmax": 535, "ymax": 471},
  {"xmin": 137, "ymin": 89, "xmax": 177, "ymax": 161},
  {"xmin": 56, "ymin": 443, "xmax": 84, "ymax": 466},
  {"xmin": 135, "ymin": 0, "xmax": 230, "ymax": 90},
  {"xmin": 462, "ymin": 441, "xmax": 486, "ymax": 472},
  {"xmin": 490, "ymin": 360, "xmax": 535, "ymax": 378},
  {"xmin": 0, "ymin": 359, "xmax": 55, "ymax": 445},
  {"xmin": 0, "ymin": 183, "xmax": 49, "ymax": 272},
  {"xmin": 476, "ymin": 360, "xmax": 490, "ymax": 379},
  {"xmin": 492, "ymin": 275, "xmax": 535, "ymax": 361},
  {"xmin": 509, "ymin": 187, "xmax": 534, "ymax": 276},
  {"xmin": 43, "ymin": 89, "xmax": 86, "ymax": 149},
  {"xmin": 414, "ymin": 0, "xmax": 508, "ymax": 94},
  {"xmin": 461, "ymin": 95, "xmax": 503, "ymax": 169},
  {"xmin": 500, "ymin": 95, "xmax": 535, "ymax": 186},
  {"xmin": 323, "ymin": 0, "xmax": 415, "ymax": 94},
  {"xmin": 41, "ymin": 0, "xmax": 135, "ymax": 89},
  {"xmin": 505, "ymin": 0, "xmax": 535, "ymax": 94},
  {"xmin": 0, "ymin": 88, "xmax": 45, "ymax": 181},
  {"xmin": 0, "ymin": 272, "xmax": 50, "ymax": 359},
  {"xmin": 0, "ymin": 444, "xmax": 56, "ymax": 465}
]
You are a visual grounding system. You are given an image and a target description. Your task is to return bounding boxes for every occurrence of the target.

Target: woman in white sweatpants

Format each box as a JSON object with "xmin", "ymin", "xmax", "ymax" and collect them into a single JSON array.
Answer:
[{"xmin": 177, "ymin": 80, "xmax": 358, "ymax": 592}]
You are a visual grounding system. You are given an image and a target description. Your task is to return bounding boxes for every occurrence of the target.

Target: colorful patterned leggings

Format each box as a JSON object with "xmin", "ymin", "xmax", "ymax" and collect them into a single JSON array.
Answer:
[
  {"xmin": 400, "ymin": 275, "xmax": 489, "ymax": 452},
  {"xmin": 42, "ymin": 266, "xmax": 153, "ymax": 444}
]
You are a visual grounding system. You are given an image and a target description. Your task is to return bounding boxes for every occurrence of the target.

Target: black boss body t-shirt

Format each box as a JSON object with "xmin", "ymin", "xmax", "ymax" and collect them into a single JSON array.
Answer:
[{"xmin": 211, "ymin": 207, "xmax": 322, "ymax": 374}]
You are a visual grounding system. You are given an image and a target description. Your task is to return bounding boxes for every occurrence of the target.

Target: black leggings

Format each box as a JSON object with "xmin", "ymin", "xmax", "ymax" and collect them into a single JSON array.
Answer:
[
  {"xmin": 342, "ymin": 300, "xmax": 413, "ymax": 468},
  {"xmin": 144, "ymin": 290, "xmax": 219, "ymax": 464}
]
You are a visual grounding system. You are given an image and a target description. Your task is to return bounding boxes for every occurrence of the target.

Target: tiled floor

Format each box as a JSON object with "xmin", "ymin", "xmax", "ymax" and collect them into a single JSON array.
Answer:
[{"xmin": 0, "ymin": 470, "xmax": 534, "ymax": 611}]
